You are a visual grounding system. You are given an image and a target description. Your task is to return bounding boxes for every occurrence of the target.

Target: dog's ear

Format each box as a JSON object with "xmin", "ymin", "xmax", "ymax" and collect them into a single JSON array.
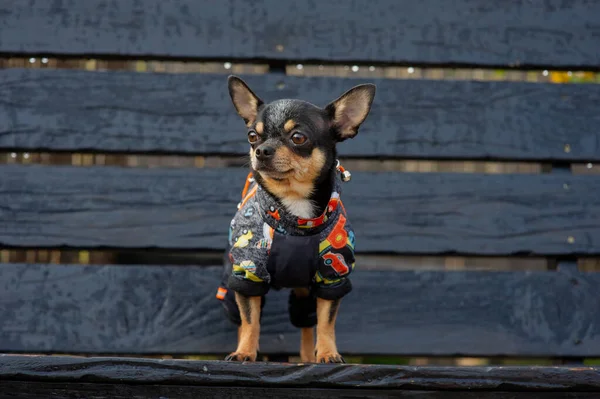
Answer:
[
  {"xmin": 228, "ymin": 75, "xmax": 264, "ymax": 126},
  {"xmin": 325, "ymin": 84, "xmax": 376, "ymax": 141}
]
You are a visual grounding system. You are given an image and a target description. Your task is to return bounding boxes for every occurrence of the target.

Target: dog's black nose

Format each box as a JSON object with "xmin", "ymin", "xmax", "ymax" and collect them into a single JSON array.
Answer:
[{"xmin": 255, "ymin": 145, "xmax": 274, "ymax": 159}]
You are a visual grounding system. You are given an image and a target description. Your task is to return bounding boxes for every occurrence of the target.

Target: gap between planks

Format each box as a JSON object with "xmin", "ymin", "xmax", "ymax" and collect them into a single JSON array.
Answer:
[
  {"xmin": 2, "ymin": 249, "xmax": 600, "ymax": 272},
  {"xmin": 1, "ymin": 57, "xmax": 599, "ymax": 84},
  {"xmin": 3, "ymin": 152, "xmax": 599, "ymax": 175},
  {"xmin": 0, "ymin": 152, "xmax": 563, "ymax": 174}
]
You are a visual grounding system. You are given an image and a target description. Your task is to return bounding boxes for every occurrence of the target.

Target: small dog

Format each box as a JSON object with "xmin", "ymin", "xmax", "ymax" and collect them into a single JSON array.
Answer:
[{"xmin": 216, "ymin": 75, "xmax": 375, "ymax": 363}]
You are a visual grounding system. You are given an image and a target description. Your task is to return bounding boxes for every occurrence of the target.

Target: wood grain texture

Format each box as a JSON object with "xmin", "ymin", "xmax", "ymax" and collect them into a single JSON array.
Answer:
[
  {"xmin": 1, "ymin": 356, "xmax": 599, "ymax": 391},
  {"xmin": 1, "ymin": 264, "xmax": 599, "ymax": 357},
  {"xmin": 0, "ymin": 382, "xmax": 597, "ymax": 399},
  {"xmin": 2, "ymin": 164, "xmax": 600, "ymax": 255},
  {"xmin": 1, "ymin": 0, "xmax": 599, "ymax": 68},
  {"xmin": 2, "ymin": 68, "xmax": 600, "ymax": 161}
]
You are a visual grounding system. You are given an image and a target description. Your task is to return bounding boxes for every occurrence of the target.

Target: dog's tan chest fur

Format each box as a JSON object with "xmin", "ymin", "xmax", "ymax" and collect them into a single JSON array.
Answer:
[{"xmin": 281, "ymin": 197, "xmax": 315, "ymax": 219}]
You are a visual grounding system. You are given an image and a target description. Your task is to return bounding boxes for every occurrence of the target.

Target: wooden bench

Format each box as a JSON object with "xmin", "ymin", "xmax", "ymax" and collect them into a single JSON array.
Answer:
[{"xmin": 1, "ymin": 1, "xmax": 600, "ymax": 397}]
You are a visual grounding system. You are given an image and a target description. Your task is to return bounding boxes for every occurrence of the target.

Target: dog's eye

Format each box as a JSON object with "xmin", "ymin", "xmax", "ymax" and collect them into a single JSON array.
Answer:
[
  {"xmin": 248, "ymin": 131, "xmax": 259, "ymax": 144},
  {"xmin": 291, "ymin": 133, "xmax": 307, "ymax": 145}
]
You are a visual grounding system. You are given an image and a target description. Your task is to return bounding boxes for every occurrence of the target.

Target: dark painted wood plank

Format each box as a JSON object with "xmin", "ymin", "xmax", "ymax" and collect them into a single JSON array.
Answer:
[
  {"xmin": 2, "ymin": 68, "xmax": 600, "ymax": 161},
  {"xmin": 1, "ymin": 164, "xmax": 600, "ymax": 255},
  {"xmin": 1, "ymin": 382, "xmax": 596, "ymax": 399},
  {"xmin": 1, "ymin": 264, "xmax": 599, "ymax": 357},
  {"xmin": 1, "ymin": 0, "xmax": 599, "ymax": 68},
  {"xmin": 1, "ymin": 356, "xmax": 599, "ymax": 392}
]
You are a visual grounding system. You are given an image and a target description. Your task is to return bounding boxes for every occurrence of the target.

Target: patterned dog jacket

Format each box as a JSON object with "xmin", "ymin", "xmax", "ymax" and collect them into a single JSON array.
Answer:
[{"xmin": 216, "ymin": 169, "xmax": 356, "ymax": 327}]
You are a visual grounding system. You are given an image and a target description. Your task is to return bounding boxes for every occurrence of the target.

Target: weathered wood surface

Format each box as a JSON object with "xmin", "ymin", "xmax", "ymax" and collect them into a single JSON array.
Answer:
[
  {"xmin": 1, "ymin": 0, "xmax": 599, "ymax": 68},
  {"xmin": 2, "ymin": 382, "xmax": 597, "ymax": 399},
  {"xmin": 2, "ymin": 164, "xmax": 600, "ymax": 255},
  {"xmin": 1, "ymin": 264, "xmax": 599, "ymax": 356},
  {"xmin": 2, "ymin": 68, "xmax": 600, "ymax": 161},
  {"xmin": 1, "ymin": 356, "xmax": 599, "ymax": 393},
  {"xmin": 5, "ymin": 383, "xmax": 599, "ymax": 399}
]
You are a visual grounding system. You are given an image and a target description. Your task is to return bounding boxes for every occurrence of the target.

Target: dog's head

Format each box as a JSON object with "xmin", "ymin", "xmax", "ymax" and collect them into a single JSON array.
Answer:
[{"xmin": 227, "ymin": 75, "xmax": 375, "ymax": 202}]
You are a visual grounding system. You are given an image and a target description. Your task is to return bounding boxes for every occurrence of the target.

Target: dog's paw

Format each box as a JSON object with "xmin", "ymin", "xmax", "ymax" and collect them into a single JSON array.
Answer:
[
  {"xmin": 315, "ymin": 350, "xmax": 345, "ymax": 364},
  {"xmin": 225, "ymin": 351, "xmax": 257, "ymax": 362}
]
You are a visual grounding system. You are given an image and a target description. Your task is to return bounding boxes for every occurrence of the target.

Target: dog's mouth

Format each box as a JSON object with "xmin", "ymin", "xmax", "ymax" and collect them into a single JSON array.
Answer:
[{"xmin": 255, "ymin": 167, "xmax": 293, "ymax": 180}]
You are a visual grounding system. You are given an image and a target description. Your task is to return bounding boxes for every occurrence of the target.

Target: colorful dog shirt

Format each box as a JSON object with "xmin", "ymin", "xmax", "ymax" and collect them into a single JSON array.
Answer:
[{"xmin": 216, "ymin": 170, "xmax": 356, "ymax": 327}]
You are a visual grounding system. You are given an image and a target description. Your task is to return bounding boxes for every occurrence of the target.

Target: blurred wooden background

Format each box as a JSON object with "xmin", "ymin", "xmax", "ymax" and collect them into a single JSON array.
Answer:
[{"xmin": 1, "ymin": 56, "xmax": 599, "ymax": 365}]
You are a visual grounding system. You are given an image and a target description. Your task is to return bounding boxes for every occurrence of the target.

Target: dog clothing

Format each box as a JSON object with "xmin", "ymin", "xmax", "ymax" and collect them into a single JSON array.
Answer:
[{"xmin": 216, "ymin": 168, "xmax": 355, "ymax": 327}]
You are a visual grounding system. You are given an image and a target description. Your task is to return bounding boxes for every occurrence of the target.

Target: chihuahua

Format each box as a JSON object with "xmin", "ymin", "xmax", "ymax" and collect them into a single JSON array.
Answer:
[{"xmin": 216, "ymin": 75, "xmax": 375, "ymax": 363}]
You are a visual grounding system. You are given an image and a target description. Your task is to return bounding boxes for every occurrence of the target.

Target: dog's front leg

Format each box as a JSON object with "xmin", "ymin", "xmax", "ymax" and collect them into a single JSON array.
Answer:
[
  {"xmin": 315, "ymin": 297, "xmax": 345, "ymax": 363},
  {"xmin": 226, "ymin": 293, "xmax": 261, "ymax": 361}
]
